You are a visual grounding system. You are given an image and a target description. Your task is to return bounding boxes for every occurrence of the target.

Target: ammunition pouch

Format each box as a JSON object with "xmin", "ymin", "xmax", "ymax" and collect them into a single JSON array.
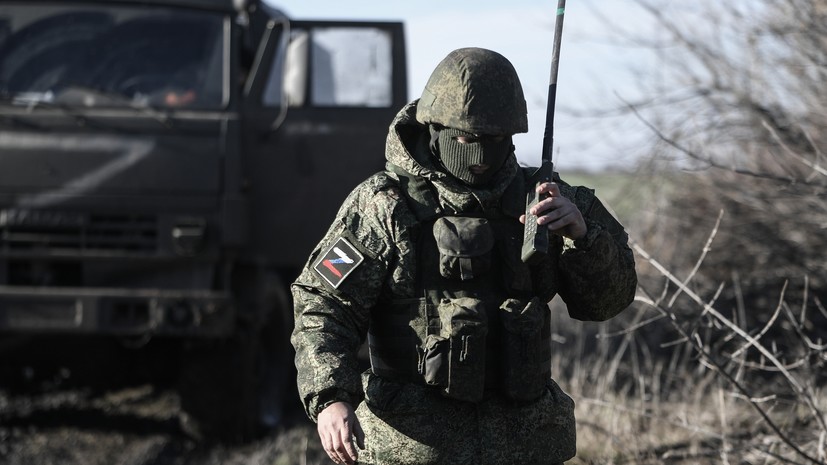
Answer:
[
  {"xmin": 420, "ymin": 297, "xmax": 488, "ymax": 402},
  {"xmin": 433, "ymin": 216, "xmax": 494, "ymax": 281},
  {"xmin": 500, "ymin": 297, "xmax": 551, "ymax": 402}
]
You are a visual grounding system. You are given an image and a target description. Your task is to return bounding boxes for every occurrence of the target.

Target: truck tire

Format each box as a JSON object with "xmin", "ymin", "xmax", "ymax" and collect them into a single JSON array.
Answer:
[{"xmin": 177, "ymin": 270, "xmax": 293, "ymax": 443}]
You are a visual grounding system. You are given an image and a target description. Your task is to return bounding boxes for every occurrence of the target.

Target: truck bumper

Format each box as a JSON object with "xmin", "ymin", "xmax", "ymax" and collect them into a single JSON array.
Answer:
[{"xmin": 0, "ymin": 286, "xmax": 234, "ymax": 337}]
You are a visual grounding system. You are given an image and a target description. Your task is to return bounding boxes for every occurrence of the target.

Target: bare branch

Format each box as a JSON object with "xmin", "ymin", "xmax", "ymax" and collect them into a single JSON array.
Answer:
[
  {"xmin": 762, "ymin": 119, "xmax": 827, "ymax": 178},
  {"xmin": 621, "ymin": 95, "xmax": 806, "ymax": 184},
  {"xmin": 633, "ymin": 241, "xmax": 827, "ymax": 448},
  {"xmin": 633, "ymin": 280, "xmax": 826, "ymax": 465},
  {"xmin": 667, "ymin": 209, "xmax": 724, "ymax": 307},
  {"xmin": 730, "ymin": 280, "xmax": 788, "ymax": 358}
]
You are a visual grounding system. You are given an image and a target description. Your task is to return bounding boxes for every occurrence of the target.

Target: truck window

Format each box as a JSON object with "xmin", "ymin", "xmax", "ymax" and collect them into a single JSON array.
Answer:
[
  {"xmin": 264, "ymin": 26, "xmax": 393, "ymax": 108},
  {"xmin": 0, "ymin": 4, "xmax": 226, "ymax": 110}
]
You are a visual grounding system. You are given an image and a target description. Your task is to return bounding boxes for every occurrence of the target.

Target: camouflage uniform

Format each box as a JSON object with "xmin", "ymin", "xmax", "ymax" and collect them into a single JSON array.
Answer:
[{"xmin": 291, "ymin": 49, "xmax": 637, "ymax": 465}]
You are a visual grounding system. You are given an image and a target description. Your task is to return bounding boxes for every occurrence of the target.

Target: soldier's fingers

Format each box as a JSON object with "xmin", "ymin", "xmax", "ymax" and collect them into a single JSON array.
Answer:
[
  {"xmin": 535, "ymin": 193, "xmax": 576, "ymax": 218},
  {"xmin": 330, "ymin": 438, "xmax": 350, "ymax": 465},
  {"xmin": 536, "ymin": 182, "xmax": 561, "ymax": 196},
  {"xmin": 339, "ymin": 424, "xmax": 359, "ymax": 464},
  {"xmin": 320, "ymin": 433, "xmax": 342, "ymax": 464},
  {"xmin": 546, "ymin": 210, "xmax": 581, "ymax": 234},
  {"xmin": 537, "ymin": 201, "xmax": 574, "ymax": 224},
  {"xmin": 326, "ymin": 450, "xmax": 342, "ymax": 465},
  {"xmin": 549, "ymin": 210, "xmax": 587, "ymax": 239},
  {"xmin": 530, "ymin": 195, "xmax": 559, "ymax": 217},
  {"xmin": 320, "ymin": 425, "xmax": 349, "ymax": 464}
]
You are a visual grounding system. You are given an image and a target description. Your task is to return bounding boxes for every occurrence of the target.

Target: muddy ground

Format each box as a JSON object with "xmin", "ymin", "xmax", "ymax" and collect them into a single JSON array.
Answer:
[
  {"xmin": 0, "ymin": 338, "xmax": 331, "ymax": 465},
  {"xmin": 0, "ymin": 380, "xmax": 331, "ymax": 465}
]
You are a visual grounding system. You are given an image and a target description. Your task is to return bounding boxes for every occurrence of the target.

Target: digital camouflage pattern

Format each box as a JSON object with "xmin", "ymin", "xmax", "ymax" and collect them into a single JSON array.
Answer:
[
  {"xmin": 415, "ymin": 48, "xmax": 528, "ymax": 135},
  {"xmin": 291, "ymin": 98, "xmax": 637, "ymax": 464},
  {"xmin": 354, "ymin": 373, "xmax": 575, "ymax": 465},
  {"xmin": 292, "ymin": 47, "xmax": 637, "ymax": 465}
]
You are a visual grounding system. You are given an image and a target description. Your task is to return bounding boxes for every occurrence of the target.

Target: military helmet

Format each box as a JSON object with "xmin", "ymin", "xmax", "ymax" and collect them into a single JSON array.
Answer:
[{"xmin": 416, "ymin": 47, "xmax": 528, "ymax": 135}]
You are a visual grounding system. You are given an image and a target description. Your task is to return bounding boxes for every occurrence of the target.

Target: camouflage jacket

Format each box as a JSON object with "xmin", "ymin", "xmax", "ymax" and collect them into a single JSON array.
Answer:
[{"xmin": 291, "ymin": 100, "xmax": 637, "ymax": 422}]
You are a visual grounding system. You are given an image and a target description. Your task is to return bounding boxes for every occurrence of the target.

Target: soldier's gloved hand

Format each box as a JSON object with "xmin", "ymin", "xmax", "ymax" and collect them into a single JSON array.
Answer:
[
  {"xmin": 317, "ymin": 401, "xmax": 365, "ymax": 465},
  {"xmin": 521, "ymin": 182, "xmax": 587, "ymax": 241}
]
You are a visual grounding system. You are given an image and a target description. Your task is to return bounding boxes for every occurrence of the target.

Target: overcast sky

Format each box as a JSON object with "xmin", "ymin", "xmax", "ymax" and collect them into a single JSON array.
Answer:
[{"xmin": 266, "ymin": 0, "xmax": 660, "ymax": 171}]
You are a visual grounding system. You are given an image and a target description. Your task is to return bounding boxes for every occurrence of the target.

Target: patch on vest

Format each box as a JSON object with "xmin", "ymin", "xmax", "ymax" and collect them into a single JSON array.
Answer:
[{"xmin": 313, "ymin": 237, "xmax": 365, "ymax": 288}]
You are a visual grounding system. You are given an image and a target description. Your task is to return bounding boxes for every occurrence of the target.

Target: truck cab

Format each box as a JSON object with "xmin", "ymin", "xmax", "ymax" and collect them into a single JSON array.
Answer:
[{"xmin": 0, "ymin": 0, "xmax": 407, "ymax": 441}]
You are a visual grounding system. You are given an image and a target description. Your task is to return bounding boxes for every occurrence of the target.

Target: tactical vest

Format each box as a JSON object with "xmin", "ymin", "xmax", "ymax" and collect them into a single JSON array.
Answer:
[{"xmin": 367, "ymin": 165, "xmax": 553, "ymax": 403}]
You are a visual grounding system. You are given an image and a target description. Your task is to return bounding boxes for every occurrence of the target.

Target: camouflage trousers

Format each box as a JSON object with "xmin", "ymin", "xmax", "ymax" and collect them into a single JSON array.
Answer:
[{"xmin": 354, "ymin": 372, "xmax": 576, "ymax": 465}]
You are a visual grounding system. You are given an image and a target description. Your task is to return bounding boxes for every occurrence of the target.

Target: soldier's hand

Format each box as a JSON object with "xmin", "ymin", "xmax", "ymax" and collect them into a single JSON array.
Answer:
[
  {"xmin": 317, "ymin": 401, "xmax": 365, "ymax": 465},
  {"xmin": 520, "ymin": 182, "xmax": 587, "ymax": 241}
]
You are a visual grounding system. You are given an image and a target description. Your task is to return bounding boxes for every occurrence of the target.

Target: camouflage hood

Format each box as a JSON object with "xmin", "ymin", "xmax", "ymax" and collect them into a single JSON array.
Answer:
[{"xmin": 384, "ymin": 100, "xmax": 522, "ymax": 215}]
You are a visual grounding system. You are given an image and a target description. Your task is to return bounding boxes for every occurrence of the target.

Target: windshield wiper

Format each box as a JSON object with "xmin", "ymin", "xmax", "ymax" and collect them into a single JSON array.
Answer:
[{"xmin": 3, "ymin": 86, "xmax": 175, "ymax": 130}]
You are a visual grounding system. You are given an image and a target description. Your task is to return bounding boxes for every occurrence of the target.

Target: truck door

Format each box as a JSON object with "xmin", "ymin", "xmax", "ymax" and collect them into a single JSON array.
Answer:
[{"xmin": 242, "ymin": 20, "xmax": 407, "ymax": 268}]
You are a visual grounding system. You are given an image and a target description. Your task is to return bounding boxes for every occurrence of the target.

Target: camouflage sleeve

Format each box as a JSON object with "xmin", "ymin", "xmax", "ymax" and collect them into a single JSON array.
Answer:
[
  {"xmin": 550, "ymin": 183, "xmax": 638, "ymax": 321},
  {"xmin": 290, "ymin": 174, "xmax": 402, "ymax": 422}
]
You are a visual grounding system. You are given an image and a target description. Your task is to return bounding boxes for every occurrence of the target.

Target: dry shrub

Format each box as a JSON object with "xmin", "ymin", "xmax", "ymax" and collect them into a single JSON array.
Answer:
[
  {"xmin": 547, "ymin": 1, "xmax": 827, "ymax": 462},
  {"xmin": 625, "ymin": 0, "xmax": 827, "ymax": 370}
]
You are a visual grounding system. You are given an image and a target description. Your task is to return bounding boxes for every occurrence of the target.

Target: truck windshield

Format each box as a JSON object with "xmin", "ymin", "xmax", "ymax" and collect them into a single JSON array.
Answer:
[{"xmin": 0, "ymin": 4, "xmax": 225, "ymax": 109}]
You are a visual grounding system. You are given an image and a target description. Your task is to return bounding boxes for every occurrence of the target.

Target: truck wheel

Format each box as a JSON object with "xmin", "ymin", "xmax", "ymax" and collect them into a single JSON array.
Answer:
[{"xmin": 177, "ymin": 271, "xmax": 293, "ymax": 443}]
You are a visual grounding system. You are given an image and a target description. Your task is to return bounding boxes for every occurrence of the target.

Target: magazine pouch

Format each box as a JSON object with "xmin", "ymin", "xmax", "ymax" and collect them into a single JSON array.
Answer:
[
  {"xmin": 420, "ymin": 297, "xmax": 488, "ymax": 402},
  {"xmin": 500, "ymin": 297, "xmax": 549, "ymax": 402}
]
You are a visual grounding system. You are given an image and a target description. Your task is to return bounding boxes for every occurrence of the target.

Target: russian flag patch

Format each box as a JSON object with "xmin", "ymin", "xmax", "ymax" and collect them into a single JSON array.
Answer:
[{"xmin": 313, "ymin": 236, "xmax": 365, "ymax": 288}]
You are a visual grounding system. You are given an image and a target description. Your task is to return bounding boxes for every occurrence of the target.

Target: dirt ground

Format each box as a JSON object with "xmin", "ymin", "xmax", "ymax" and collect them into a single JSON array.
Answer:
[
  {"xmin": 0, "ymin": 337, "xmax": 331, "ymax": 465},
  {"xmin": 0, "ymin": 380, "xmax": 331, "ymax": 465}
]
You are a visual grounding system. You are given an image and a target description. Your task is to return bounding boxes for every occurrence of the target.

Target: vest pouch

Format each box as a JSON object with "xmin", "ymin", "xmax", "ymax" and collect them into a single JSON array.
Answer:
[
  {"xmin": 500, "ymin": 298, "xmax": 550, "ymax": 402},
  {"xmin": 420, "ymin": 297, "xmax": 488, "ymax": 402},
  {"xmin": 433, "ymin": 217, "xmax": 494, "ymax": 281},
  {"xmin": 421, "ymin": 334, "xmax": 448, "ymax": 387}
]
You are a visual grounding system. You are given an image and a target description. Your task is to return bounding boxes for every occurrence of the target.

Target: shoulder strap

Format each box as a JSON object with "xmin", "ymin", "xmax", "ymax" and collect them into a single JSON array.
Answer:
[{"xmin": 385, "ymin": 163, "xmax": 443, "ymax": 222}]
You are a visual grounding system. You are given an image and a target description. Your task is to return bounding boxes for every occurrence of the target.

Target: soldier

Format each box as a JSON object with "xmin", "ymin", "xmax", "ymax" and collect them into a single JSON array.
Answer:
[{"xmin": 291, "ymin": 47, "xmax": 637, "ymax": 465}]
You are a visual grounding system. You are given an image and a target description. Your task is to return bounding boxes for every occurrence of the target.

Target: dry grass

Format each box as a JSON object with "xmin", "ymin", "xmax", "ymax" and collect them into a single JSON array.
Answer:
[{"xmin": 548, "ymin": 289, "xmax": 827, "ymax": 464}]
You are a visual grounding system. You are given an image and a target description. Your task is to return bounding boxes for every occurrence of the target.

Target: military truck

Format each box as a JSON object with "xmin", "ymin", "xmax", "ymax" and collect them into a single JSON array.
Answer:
[{"xmin": 0, "ymin": 0, "xmax": 407, "ymax": 441}]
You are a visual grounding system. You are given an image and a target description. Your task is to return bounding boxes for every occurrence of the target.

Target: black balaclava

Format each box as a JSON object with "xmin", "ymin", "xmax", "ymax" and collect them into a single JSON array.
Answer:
[{"xmin": 429, "ymin": 125, "xmax": 513, "ymax": 187}]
